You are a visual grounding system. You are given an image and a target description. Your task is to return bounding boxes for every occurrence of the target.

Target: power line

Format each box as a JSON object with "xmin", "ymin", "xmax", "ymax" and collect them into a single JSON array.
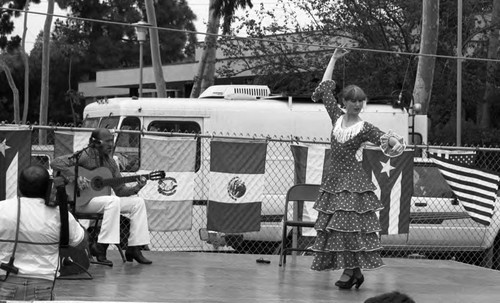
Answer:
[{"xmin": 3, "ymin": 6, "xmax": 500, "ymax": 63}]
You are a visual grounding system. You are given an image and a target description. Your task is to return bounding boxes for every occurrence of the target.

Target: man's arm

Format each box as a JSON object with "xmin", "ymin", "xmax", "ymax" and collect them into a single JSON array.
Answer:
[
  {"xmin": 107, "ymin": 157, "xmax": 146, "ymax": 197},
  {"xmin": 68, "ymin": 213, "xmax": 87, "ymax": 249},
  {"xmin": 51, "ymin": 155, "xmax": 77, "ymax": 179}
]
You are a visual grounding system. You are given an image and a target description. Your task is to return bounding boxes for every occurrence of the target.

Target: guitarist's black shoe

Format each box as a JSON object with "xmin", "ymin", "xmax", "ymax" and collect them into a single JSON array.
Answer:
[
  {"xmin": 90, "ymin": 243, "xmax": 113, "ymax": 267},
  {"xmin": 125, "ymin": 246, "xmax": 152, "ymax": 264}
]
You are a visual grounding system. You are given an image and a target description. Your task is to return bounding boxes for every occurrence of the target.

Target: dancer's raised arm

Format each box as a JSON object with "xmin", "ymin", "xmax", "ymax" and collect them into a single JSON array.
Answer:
[{"xmin": 322, "ymin": 45, "xmax": 349, "ymax": 81}]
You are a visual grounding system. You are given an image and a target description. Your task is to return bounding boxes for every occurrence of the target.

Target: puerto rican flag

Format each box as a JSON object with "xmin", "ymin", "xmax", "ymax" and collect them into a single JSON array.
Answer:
[
  {"xmin": 362, "ymin": 148, "xmax": 413, "ymax": 235},
  {"xmin": 0, "ymin": 127, "xmax": 31, "ymax": 200},
  {"xmin": 291, "ymin": 144, "xmax": 413, "ymax": 235}
]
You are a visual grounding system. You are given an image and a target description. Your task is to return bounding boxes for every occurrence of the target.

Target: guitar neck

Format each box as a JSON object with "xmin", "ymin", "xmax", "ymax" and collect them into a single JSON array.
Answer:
[{"xmin": 103, "ymin": 174, "xmax": 150, "ymax": 187}]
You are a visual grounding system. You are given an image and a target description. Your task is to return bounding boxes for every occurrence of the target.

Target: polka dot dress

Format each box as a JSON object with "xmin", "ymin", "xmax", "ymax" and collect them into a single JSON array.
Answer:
[{"xmin": 310, "ymin": 80, "xmax": 386, "ymax": 271}]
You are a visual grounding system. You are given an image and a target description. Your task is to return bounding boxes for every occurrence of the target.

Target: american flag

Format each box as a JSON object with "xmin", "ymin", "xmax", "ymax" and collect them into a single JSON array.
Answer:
[{"xmin": 429, "ymin": 150, "xmax": 500, "ymax": 226}]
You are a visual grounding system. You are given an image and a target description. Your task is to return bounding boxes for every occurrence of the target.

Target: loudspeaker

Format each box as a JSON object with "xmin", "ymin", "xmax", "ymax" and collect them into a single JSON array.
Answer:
[{"xmin": 59, "ymin": 245, "xmax": 91, "ymax": 276}]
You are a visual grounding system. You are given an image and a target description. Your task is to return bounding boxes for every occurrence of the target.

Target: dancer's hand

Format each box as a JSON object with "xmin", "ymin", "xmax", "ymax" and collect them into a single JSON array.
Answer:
[
  {"xmin": 391, "ymin": 141, "xmax": 404, "ymax": 154},
  {"xmin": 332, "ymin": 43, "xmax": 350, "ymax": 61}
]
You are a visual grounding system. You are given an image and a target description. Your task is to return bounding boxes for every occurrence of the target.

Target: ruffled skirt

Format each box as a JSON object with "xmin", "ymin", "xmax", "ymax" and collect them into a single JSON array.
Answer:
[{"xmin": 310, "ymin": 190, "xmax": 384, "ymax": 271}]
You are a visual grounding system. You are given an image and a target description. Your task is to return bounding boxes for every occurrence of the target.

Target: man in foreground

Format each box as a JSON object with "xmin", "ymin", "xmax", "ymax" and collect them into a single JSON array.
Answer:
[{"xmin": 0, "ymin": 165, "xmax": 86, "ymax": 300}]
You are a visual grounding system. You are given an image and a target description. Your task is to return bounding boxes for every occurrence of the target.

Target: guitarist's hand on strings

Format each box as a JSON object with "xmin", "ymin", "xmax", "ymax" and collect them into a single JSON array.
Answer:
[{"xmin": 77, "ymin": 176, "xmax": 91, "ymax": 191}]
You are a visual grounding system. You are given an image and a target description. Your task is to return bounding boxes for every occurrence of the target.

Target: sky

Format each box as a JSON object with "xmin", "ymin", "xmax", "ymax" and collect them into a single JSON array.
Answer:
[{"xmin": 9, "ymin": 0, "xmax": 283, "ymax": 53}]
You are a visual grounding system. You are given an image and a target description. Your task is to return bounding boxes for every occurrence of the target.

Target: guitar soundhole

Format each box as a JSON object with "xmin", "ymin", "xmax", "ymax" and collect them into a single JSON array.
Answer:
[{"xmin": 92, "ymin": 177, "xmax": 104, "ymax": 191}]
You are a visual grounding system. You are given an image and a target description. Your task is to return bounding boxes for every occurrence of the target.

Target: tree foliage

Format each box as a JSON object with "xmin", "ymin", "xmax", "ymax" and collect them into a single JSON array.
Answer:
[
  {"xmin": 0, "ymin": 0, "xmax": 35, "ymax": 50},
  {"xmin": 190, "ymin": 0, "xmax": 253, "ymax": 97},
  {"xmin": 218, "ymin": 0, "xmax": 421, "ymax": 96},
  {"xmin": 54, "ymin": 0, "xmax": 196, "ymax": 76},
  {"xmin": 217, "ymin": 0, "xmax": 499, "ymax": 144},
  {"xmin": 22, "ymin": 0, "xmax": 197, "ymax": 123}
]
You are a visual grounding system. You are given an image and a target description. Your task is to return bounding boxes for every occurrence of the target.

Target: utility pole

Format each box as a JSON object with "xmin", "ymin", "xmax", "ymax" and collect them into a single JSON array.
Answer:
[{"xmin": 145, "ymin": 0, "xmax": 166, "ymax": 98}]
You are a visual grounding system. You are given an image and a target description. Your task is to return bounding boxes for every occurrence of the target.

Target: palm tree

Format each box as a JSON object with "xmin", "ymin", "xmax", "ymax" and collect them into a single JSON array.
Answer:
[
  {"xmin": 190, "ymin": 0, "xmax": 253, "ymax": 98},
  {"xmin": 21, "ymin": 1, "xmax": 30, "ymax": 124},
  {"xmin": 412, "ymin": 0, "xmax": 439, "ymax": 115},
  {"xmin": 479, "ymin": 0, "xmax": 500, "ymax": 128},
  {"xmin": 0, "ymin": 58, "xmax": 20, "ymax": 123},
  {"xmin": 39, "ymin": 0, "xmax": 54, "ymax": 144},
  {"xmin": 145, "ymin": 0, "xmax": 166, "ymax": 98}
]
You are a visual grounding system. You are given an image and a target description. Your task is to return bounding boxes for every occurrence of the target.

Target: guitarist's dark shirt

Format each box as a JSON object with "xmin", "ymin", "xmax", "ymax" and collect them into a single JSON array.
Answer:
[{"xmin": 51, "ymin": 147, "xmax": 138, "ymax": 197}]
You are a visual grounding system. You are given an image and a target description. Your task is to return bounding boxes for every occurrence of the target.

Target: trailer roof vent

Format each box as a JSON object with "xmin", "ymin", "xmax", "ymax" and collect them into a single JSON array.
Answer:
[{"xmin": 199, "ymin": 85, "xmax": 271, "ymax": 100}]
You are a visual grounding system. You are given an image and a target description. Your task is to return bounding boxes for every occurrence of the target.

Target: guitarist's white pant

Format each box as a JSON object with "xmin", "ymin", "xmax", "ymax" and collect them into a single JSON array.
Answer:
[{"xmin": 76, "ymin": 195, "xmax": 150, "ymax": 246}]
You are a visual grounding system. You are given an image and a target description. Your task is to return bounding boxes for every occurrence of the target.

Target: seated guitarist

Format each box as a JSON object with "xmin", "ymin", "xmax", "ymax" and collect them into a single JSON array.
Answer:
[{"xmin": 51, "ymin": 128, "xmax": 152, "ymax": 266}]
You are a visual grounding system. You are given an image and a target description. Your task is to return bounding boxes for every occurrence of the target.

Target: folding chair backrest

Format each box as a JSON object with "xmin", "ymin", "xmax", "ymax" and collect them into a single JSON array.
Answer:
[
  {"xmin": 286, "ymin": 184, "xmax": 321, "ymax": 203},
  {"xmin": 279, "ymin": 184, "xmax": 321, "ymax": 267}
]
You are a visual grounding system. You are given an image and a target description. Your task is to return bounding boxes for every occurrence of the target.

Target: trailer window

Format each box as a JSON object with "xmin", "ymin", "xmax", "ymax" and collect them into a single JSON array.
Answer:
[
  {"xmin": 82, "ymin": 117, "xmax": 100, "ymax": 128},
  {"xmin": 100, "ymin": 116, "xmax": 120, "ymax": 129},
  {"xmin": 413, "ymin": 165, "xmax": 454, "ymax": 198},
  {"xmin": 115, "ymin": 117, "xmax": 141, "ymax": 172},
  {"xmin": 147, "ymin": 121, "xmax": 201, "ymax": 172},
  {"xmin": 147, "ymin": 121, "xmax": 201, "ymax": 133}
]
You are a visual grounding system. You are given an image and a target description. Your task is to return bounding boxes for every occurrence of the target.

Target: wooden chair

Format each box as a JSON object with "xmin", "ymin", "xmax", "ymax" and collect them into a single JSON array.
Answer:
[{"xmin": 279, "ymin": 184, "xmax": 320, "ymax": 267}]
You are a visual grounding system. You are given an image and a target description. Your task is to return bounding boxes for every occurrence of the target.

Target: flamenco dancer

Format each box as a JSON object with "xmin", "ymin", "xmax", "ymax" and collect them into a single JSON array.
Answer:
[{"xmin": 309, "ymin": 45, "xmax": 405, "ymax": 289}]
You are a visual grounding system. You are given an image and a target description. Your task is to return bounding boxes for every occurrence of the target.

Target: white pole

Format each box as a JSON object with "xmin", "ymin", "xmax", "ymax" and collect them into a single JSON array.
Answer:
[
  {"xmin": 139, "ymin": 41, "xmax": 144, "ymax": 98},
  {"xmin": 457, "ymin": 0, "xmax": 462, "ymax": 146}
]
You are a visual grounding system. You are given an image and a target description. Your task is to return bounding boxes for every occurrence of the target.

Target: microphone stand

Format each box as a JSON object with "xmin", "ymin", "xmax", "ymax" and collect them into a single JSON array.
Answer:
[{"xmin": 68, "ymin": 146, "xmax": 90, "ymax": 207}]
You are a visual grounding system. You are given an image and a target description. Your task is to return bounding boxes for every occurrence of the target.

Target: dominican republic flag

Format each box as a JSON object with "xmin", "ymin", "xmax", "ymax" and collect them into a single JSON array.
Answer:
[
  {"xmin": 54, "ymin": 130, "xmax": 92, "ymax": 158},
  {"xmin": 0, "ymin": 127, "xmax": 31, "ymax": 200},
  {"xmin": 362, "ymin": 148, "xmax": 413, "ymax": 235},
  {"xmin": 139, "ymin": 136, "xmax": 196, "ymax": 231},
  {"xmin": 429, "ymin": 150, "xmax": 499, "ymax": 226},
  {"xmin": 290, "ymin": 144, "xmax": 330, "ymax": 236},
  {"xmin": 207, "ymin": 139, "xmax": 267, "ymax": 233}
]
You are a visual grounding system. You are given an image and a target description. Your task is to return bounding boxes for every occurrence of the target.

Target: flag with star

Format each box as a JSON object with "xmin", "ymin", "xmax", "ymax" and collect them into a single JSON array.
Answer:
[
  {"xmin": 362, "ymin": 148, "xmax": 414, "ymax": 235},
  {"xmin": 0, "ymin": 127, "xmax": 32, "ymax": 200}
]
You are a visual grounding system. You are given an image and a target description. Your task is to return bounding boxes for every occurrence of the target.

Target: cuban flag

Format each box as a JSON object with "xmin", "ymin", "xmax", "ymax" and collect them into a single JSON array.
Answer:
[
  {"xmin": 140, "ymin": 136, "xmax": 196, "ymax": 231},
  {"xmin": 290, "ymin": 144, "xmax": 330, "ymax": 236},
  {"xmin": 54, "ymin": 130, "xmax": 92, "ymax": 158},
  {"xmin": 362, "ymin": 148, "xmax": 414, "ymax": 235},
  {"xmin": 0, "ymin": 127, "xmax": 31, "ymax": 200},
  {"xmin": 207, "ymin": 139, "xmax": 267, "ymax": 233}
]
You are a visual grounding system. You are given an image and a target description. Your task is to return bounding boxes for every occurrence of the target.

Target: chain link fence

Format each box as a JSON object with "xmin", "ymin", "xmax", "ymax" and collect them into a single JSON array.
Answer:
[{"xmin": 26, "ymin": 126, "xmax": 500, "ymax": 270}]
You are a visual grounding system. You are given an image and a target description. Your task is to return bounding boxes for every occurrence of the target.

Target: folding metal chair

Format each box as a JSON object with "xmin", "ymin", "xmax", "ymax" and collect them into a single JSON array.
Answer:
[
  {"xmin": 70, "ymin": 205, "xmax": 127, "ymax": 265},
  {"xmin": 279, "ymin": 184, "xmax": 320, "ymax": 267}
]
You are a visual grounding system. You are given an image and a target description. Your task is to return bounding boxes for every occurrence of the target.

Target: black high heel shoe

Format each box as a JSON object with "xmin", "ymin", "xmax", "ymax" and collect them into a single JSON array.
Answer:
[
  {"xmin": 125, "ymin": 246, "xmax": 152, "ymax": 264},
  {"xmin": 335, "ymin": 274, "xmax": 364, "ymax": 289},
  {"xmin": 90, "ymin": 243, "xmax": 113, "ymax": 267}
]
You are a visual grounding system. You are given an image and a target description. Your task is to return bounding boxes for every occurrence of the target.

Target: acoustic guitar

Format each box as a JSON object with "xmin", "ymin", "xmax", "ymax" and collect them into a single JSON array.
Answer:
[{"xmin": 66, "ymin": 167, "xmax": 165, "ymax": 206}]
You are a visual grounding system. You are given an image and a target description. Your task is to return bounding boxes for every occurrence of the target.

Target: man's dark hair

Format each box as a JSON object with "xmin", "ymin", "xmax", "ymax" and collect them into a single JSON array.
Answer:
[
  {"xmin": 19, "ymin": 165, "xmax": 50, "ymax": 198},
  {"xmin": 364, "ymin": 291, "xmax": 416, "ymax": 303}
]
